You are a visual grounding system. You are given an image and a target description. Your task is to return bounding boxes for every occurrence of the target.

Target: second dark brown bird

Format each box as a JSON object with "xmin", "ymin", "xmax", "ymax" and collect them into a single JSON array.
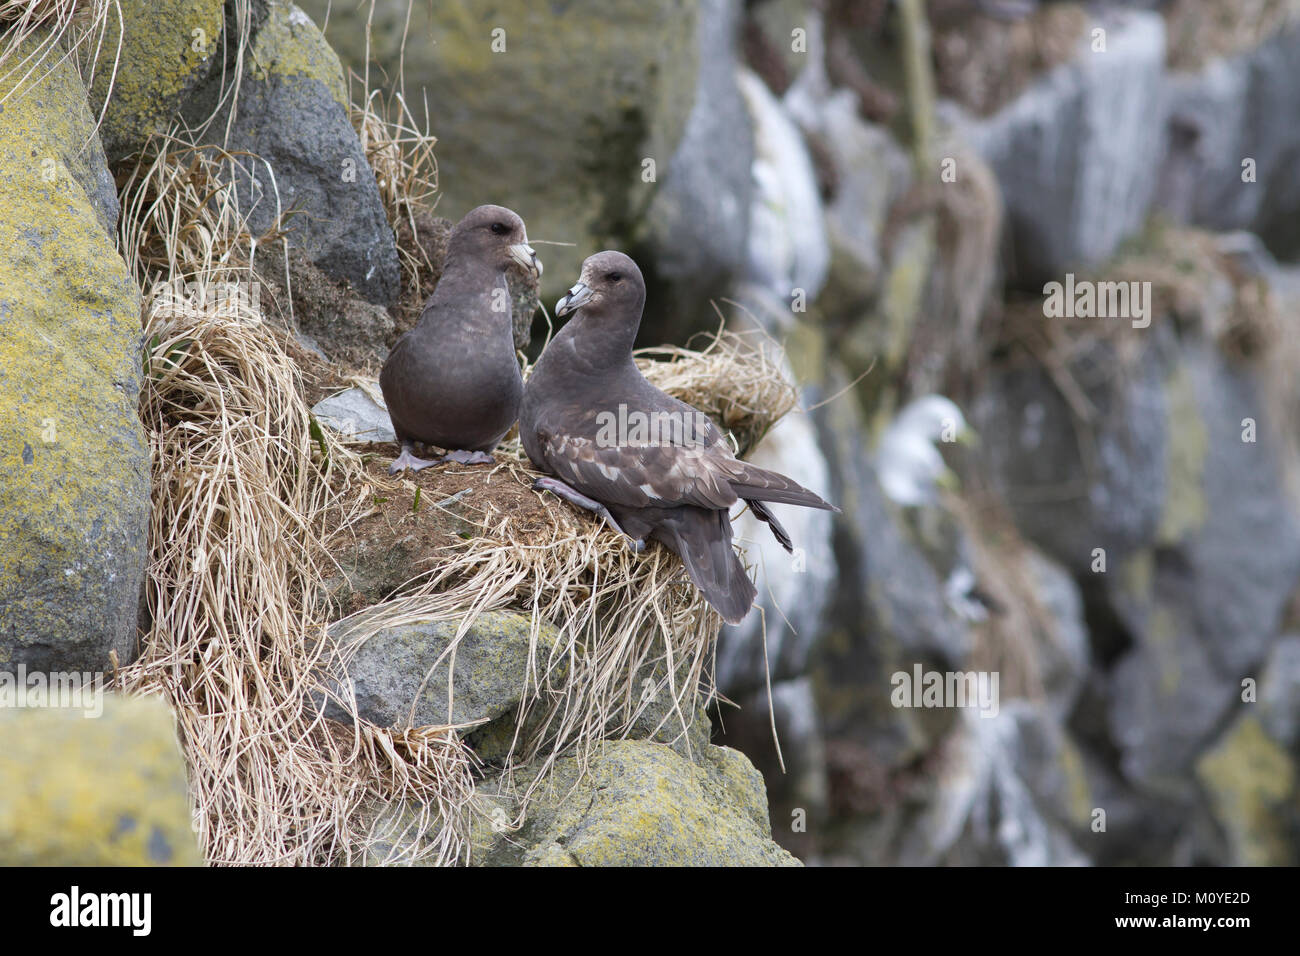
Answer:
[{"xmin": 520, "ymin": 251, "xmax": 837, "ymax": 624}]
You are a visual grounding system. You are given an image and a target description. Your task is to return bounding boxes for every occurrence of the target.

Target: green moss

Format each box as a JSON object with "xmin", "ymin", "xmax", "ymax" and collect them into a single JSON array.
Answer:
[
  {"xmin": 472, "ymin": 740, "xmax": 800, "ymax": 866},
  {"xmin": 0, "ymin": 695, "xmax": 203, "ymax": 866},
  {"xmin": 1196, "ymin": 716, "xmax": 1296, "ymax": 866},
  {"xmin": 1156, "ymin": 362, "xmax": 1208, "ymax": 543},
  {"xmin": 90, "ymin": 0, "xmax": 226, "ymax": 161},
  {"xmin": 250, "ymin": 1, "xmax": 348, "ymax": 108},
  {"xmin": 0, "ymin": 29, "xmax": 148, "ymax": 668}
]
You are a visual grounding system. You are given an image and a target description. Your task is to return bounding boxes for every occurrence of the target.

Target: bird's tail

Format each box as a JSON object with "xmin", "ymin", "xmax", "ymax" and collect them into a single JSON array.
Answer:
[
  {"xmin": 652, "ymin": 507, "xmax": 756, "ymax": 625},
  {"xmin": 727, "ymin": 462, "xmax": 838, "ymax": 512}
]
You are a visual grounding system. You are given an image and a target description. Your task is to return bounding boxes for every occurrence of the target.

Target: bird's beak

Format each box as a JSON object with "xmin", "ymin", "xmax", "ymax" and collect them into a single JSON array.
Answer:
[
  {"xmin": 956, "ymin": 425, "xmax": 980, "ymax": 448},
  {"xmin": 556, "ymin": 281, "xmax": 593, "ymax": 317},
  {"xmin": 509, "ymin": 242, "xmax": 542, "ymax": 276}
]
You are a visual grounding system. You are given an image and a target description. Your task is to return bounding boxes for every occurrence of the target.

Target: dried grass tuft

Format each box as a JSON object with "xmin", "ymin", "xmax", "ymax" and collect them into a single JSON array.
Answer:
[{"xmin": 114, "ymin": 133, "xmax": 476, "ymax": 866}]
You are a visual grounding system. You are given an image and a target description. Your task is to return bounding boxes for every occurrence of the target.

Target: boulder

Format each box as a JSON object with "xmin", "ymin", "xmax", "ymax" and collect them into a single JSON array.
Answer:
[
  {"xmin": 322, "ymin": 609, "xmax": 564, "ymax": 762},
  {"xmin": 962, "ymin": 8, "xmax": 1166, "ymax": 282},
  {"xmin": 395, "ymin": 0, "xmax": 699, "ymax": 301},
  {"xmin": 641, "ymin": 0, "xmax": 754, "ymax": 329},
  {"xmin": 0, "ymin": 695, "xmax": 202, "ymax": 866},
  {"xmin": 88, "ymin": 0, "xmax": 226, "ymax": 164},
  {"xmin": 471, "ymin": 740, "xmax": 800, "ymax": 866},
  {"xmin": 1159, "ymin": 26, "xmax": 1300, "ymax": 256},
  {"xmin": 181, "ymin": 1, "xmax": 400, "ymax": 306},
  {"xmin": 718, "ymin": 408, "xmax": 835, "ymax": 694},
  {"xmin": 0, "ymin": 31, "xmax": 150, "ymax": 673},
  {"xmin": 311, "ymin": 385, "xmax": 395, "ymax": 443}
]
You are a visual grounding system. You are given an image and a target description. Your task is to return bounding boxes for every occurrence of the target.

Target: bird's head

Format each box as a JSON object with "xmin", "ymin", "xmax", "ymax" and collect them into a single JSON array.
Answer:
[
  {"xmin": 449, "ymin": 204, "xmax": 542, "ymax": 276},
  {"xmin": 896, "ymin": 395, "xmax": 976, "ymax": 447},
  {"xmin": 556, "ymin": 250, "xmax": 645, "ymax": 320}
]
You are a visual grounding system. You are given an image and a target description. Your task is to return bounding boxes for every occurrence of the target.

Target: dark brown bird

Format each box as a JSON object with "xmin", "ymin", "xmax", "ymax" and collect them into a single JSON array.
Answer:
[
  {"xmin": 520, "ymin": 251, "xmax": 837, "ymax": 624},
  {"xmin": 380, "ymin": 204, "xmax": 541, "ymax": 474}
]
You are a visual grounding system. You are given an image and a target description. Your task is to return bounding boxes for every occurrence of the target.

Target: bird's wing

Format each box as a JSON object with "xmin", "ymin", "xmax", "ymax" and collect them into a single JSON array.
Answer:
[{"xmin": 536, "ymin": 426, "xmax": 742, "ymax": 511}]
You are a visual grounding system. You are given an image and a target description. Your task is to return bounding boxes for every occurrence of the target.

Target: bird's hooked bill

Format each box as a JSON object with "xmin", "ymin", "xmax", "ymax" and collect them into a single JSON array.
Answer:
[
  {"xmin": 555, "ymin": 281, "xmax": 593, "ymax": 317},
  {"xmin": 509, "ymin": 242, "xmax": 542, "ymax": 275}
]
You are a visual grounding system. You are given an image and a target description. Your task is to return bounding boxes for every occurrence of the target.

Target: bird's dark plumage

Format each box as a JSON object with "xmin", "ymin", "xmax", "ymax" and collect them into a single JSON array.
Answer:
[
  {"xmin": 520, "ymin": 251, "xmax": 837, "ymax": 624},
  {"xmin": 380, "ymin": 204, "xmax": 541, "ymax": 474}
]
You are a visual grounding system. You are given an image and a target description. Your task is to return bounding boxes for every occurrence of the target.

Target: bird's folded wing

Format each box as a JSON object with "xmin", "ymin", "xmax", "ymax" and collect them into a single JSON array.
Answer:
[{"xmin": 539, "ymin": 430, "xmax": 742, "ymax": 511}]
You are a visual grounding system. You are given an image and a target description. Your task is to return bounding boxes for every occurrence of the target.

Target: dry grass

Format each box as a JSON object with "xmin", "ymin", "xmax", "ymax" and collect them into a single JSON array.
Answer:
[
  {"xmin": 636, "ymin": 327, "xmax": 798, "ymax": 459},
  {"xmin": 1165, "ymin": 0, "xmax": 1300, "ymax": 71},
  {"xmin": 0, "ymin": 0, "xmax": 115, "ymax": 107},
  {"xmin": 112, "ymin": 134, "xmax": 477, "ymax": 866}
]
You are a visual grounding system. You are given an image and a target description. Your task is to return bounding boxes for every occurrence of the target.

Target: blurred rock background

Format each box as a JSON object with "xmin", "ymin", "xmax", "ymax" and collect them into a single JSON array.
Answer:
[{"xmin": 300, "ymin": 0, "xmax": 1300, "ymax": 865}]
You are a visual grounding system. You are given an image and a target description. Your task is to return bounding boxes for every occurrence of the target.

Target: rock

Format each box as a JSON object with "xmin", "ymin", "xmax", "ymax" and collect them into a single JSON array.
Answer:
[
  {"xmin": 736, "ymin": 67, "xmax": 828, "ymax": 305},
  {"xmin": 1196, "ymin": 715, "xmax": 1297, "ymax": 866},
  {"xmin": 263, "ymin": 247, "xmax": 395, "ymax": 369},
  {"xmin": 711, "ymin": 676, "xmax": 829, "ymax": 859},
  {"xmin": 718, "ymin": 408, "xmax": 835, "ymax": 694},
  {"xmin": 1159, "ymin": 26, "xmax": 1300, "ymax": 255},
  {"xmin": 808, "ymin": 371, "xmax": 970, "ymax": 774},
  {"xmin": 402, "ymin": 1, "xmax": 698, "ymax": 302},
  {"xmin": 791, "ymin": 89, "xmax": 912, "ymax": 319},
  {"xmin": 1105, "ymin": 340, "xmax": 1300, "ymax": 787},
  {"xmin": 641, "ymin": 0, "xmax": 753, "ymax": 334},
  {"xmin": 963, "ymin": 8, "xmax": 1166, "ymax": 282},
  {"xmin": 312, "ymin": 385, "xmax": 395, "ymax": 443},
  {"xmin": 471, "ymin": 740, "xmax": 800, "ymax": 866},
  {"xmin": 0, "ymin": 695, "xmax": 202, "ymax": 865},
  {"xmin": 912, "ymin": 705, "xmax": 1092, "ymax": 866},
  {"xmin": 974, "ymin": 336, "xmax": 1168, "ymax": 573},
  {"xmin": 181, "ymin": 1, "xmax": 400, "ymax": 306},
  {"xmin": 0, "ymin": 31, "xmax": 150, "ymax": 674},
  {"xmin": 1257, "ymin": 635, "xmax": 1300, "ymax": 748},
  {"xmin": 322, "ymin": 609, "xmax": 564, "ymax": 762},
  {"xmin": 1024, "ymin": 549, "xmax": 1090, "ymax": 721},
  {"xmin": 88, "ymin": 0, "xmax": 226, "ymax": 164}
]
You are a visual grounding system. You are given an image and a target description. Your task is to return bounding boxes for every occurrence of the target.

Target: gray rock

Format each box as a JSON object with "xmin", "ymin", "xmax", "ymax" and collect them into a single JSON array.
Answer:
[
  {"xmin": 718, "ymin": 407, "xmax": 836, "ymax": 693},
  {"xmin": 974, "ymin": 336, "xmax": 1168, "ymax": 572},
  {"xmin": 181, "ymin": 1, "xmax": 400, "ymax": 306},
  {"xmin": 963, "ymin": 8, "xmax": 1166, "ymax": 281},
  {"xmin": 736, "ymin": 68, "xmax": 829, "ymax": 305},
  {"xmin": 471, "ymin": 740, "xmax": 800, "ymax": 866},
  {"xmin": 0, "ymin": 31, "xmax": 149, "ymax": 674},
  {"xmin": 809, "ymin": 373, "xmax": 970, "ymax": 772},
  {"xmin": 398, "ymin": 0, "xmax": 698, "ymax": 303},
  {"xmin": 321, "ymin": 609, "xmax": 564, "ymax": 762},
  {"xmin": 1024, "ymin": 550, "xmax": 1090, "ymax": 720},
  {"xmin": 311, "ymin": 385, "xmax": 395, "ymax": 443},
  {"xmin": 1105, "ymin": 341, "xmax": 1300, "ymax": 787},
  {"xmin": 1158, "ymin": 26, "xmax": 1300, "ymax": 254},
  {"xmin": 643, "ymin": 0, "xmax": 753, "ymax": 306}
]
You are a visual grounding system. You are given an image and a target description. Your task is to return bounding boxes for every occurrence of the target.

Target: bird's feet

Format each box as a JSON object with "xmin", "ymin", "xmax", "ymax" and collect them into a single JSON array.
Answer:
[
  {"xmin": 439, "ymin": 449, "xmax": 495, "ymax": 466},
  {"xmin": 532, "ymin": 476, "xmax": 646, "ymax": 553},
  {"xmin": 389, "ymin": 443, "xmax": 439, "ymax": 476}
]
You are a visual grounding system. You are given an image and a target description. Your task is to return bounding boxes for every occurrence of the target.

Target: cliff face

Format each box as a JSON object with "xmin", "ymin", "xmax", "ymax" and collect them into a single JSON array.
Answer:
[{"xmin": 5, "ymin": 0, "xmax": 1300, "ymax": 866}]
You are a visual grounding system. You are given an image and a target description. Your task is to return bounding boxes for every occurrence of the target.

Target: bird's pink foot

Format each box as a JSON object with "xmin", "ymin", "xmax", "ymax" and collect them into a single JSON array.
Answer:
[
  {"xmin": 440, "ymin": 449, "xmax": 495, "ymax": 465},
  {"xmin": 389, "ymin": 443, "xmax": 439, "ymax": 475}
]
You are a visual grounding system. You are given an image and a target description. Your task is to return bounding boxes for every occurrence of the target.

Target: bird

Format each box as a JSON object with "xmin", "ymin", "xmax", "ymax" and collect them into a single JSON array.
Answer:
[
  {"xmin": 875, "ymin": 395, "xmax": 997, "ymax": 621},
  {"xmin": 519, "ymin": 250, "xmax": 837, "ymax": 624},
  {"xmin": 379, "ymin": 204, "xmax": 541, "ymax": 475},
  {"xmin": 875, "ymin": 394, "xmax": 973, "ymax": 506}
]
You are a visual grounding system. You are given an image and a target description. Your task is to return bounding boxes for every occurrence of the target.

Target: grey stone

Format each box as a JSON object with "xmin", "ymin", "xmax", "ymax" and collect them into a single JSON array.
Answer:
[
  {"xmin": 963, "ymin": 9, "xmax": 1167, "ymax": 281},
  {"xmin": 312, "ymin": 385, "xmax": 395, "ymax": 443}
]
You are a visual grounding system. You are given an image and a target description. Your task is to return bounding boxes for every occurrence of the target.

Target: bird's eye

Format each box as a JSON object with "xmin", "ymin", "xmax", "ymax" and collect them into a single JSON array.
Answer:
[
  {"xmin": 608, "ymin": 272, "xmax": 622, "ymax": 282},
  {"xmin": 490, "ymin": 222, "xmax": 508, "ymax": 235}
]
